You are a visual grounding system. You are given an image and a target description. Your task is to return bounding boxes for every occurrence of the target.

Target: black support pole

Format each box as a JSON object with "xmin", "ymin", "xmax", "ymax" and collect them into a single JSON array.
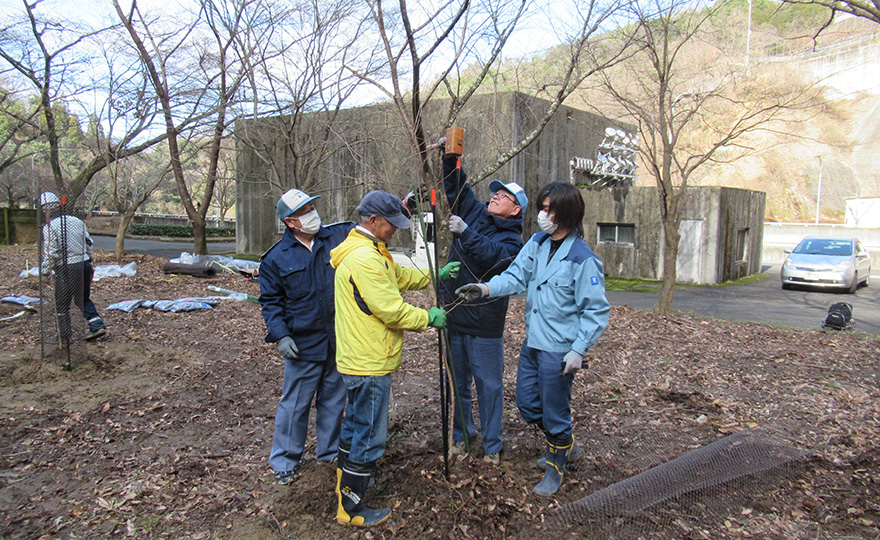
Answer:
[{"xmin": 431, "ymin": 189, "xmax": 450, "ymax": 480}]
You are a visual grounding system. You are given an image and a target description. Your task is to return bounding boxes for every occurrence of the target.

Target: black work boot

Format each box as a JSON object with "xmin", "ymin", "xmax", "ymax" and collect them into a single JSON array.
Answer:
[
  {"xmin": 534, "ymin": 434, "xmax": 572, "ymax": 497},
  {"xmin": 337, "ymin": 460, "xmax": 390, "ymax": 527}
]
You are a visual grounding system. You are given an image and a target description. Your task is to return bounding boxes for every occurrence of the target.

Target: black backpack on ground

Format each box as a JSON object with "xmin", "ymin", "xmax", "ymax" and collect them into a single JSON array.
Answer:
[{"xmin": 822, "ymin": 302, "xmax": 854, "ymax": 331}]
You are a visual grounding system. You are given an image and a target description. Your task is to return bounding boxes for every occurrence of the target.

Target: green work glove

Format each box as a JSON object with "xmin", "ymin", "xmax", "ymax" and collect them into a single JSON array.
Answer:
[
  {"xmin": 427, "ymin": 307, "xmax": 446, "ymax": 328},
  {"xmin": 438, "ymin": 262, "xmax": 461, "ymax": 281}
]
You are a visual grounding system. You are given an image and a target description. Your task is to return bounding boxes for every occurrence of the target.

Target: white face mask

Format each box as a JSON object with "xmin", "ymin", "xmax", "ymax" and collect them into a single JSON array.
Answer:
[
  {"xmin": 537, "ymin": 210, "xmax": 557, "ymax": 234},
  {"xmin": 295, "ymin": 209, "xmax": 321, "ymax": 234}
]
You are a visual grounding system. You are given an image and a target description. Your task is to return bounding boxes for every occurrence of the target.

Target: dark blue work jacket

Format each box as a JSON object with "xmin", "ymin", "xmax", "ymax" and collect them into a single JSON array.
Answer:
[
  {"xmin": 439, "ymin": 156, "xmax": 524, "ymax": 338},
  {"xmin": 259, "ymin": 222, "xmax": 354, "ymax": 361}
]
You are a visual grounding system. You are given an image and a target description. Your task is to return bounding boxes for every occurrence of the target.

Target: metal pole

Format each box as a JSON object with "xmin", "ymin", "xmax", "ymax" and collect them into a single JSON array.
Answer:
[
  {"xmin": 815, "ymin": 156, "xmax": 823, "ymax": 224},
  {"xmin": 431, "ymin": 189, "xmax": 449, "ymax": 479}
]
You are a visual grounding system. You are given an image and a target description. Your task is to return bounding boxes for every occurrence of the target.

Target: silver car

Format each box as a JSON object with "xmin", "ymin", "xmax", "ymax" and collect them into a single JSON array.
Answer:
[{"xmin": 781, "ymin": 237, "xmax": 871, "ymax": 293}]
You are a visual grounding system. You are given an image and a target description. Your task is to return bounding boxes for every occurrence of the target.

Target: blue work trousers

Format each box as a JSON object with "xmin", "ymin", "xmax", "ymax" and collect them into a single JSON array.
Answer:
[
  {"xmin": 515, "ymin": 339, "xmax": 573, "ymax": 440},
  {"xmin": 448, "ymin": 331, "xmax": 505, "ymax": 454},
  {"xmin": 270, "ymin": 354, "xmax": 345, "ymax": 473},
  {"xmin": 339, "ymin": 373, "xmax": 392, "ymax": 465}
]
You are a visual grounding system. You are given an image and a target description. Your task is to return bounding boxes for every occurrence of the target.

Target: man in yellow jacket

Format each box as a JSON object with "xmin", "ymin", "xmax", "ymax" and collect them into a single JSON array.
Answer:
[{"xmin": 330, "ymin": 190, "xmax": 458, "ymax": 527}]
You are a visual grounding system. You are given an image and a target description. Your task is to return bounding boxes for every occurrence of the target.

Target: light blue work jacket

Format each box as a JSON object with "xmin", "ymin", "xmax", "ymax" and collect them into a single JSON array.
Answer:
[{"xmin": 484, "ymin": 232, "xmax": 610, "ymax": 356}]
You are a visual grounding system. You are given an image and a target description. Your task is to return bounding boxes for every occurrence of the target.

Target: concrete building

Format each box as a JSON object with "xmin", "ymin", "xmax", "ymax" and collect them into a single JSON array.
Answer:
[
  {"xmin": 234, "ymin": 92, "xmax": 631, "ymax": 256},
  {"xmin": 234, "ymin": 91, "xmax": 766, "ymax": 284},
  {"xmin": 583, "ymin": 186, "xmax": 766, "ymax": 284}
]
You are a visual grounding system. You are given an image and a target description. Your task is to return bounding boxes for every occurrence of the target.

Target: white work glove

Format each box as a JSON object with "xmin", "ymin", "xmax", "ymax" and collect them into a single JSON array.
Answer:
[
  {"xmin": 449, "ymin": 215, "xmax": 468, "ymax": 235},
  {"xmin": 455, "ymin": 283, "xmax": 487, "ymax": 303},
  {"xmin": 561, "ymin": 351, "xmax": 584, "ymax": 376},
  {"xmin": 277, "ymin": 336, "xmax": 300, "ymax": 360}
]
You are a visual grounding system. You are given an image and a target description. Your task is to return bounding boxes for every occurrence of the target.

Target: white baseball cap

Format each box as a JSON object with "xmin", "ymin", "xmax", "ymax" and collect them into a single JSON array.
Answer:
[
  {"xmin": 488, "ymin": 180, "xmax": 528, "ymax": 209},
  {"xmin": 39, "ymin": 192, "xmax": 60, "ymax": 208},
  {"xmin": 277, "ymin": 189, "xmax": 320, "ymax": 221}
]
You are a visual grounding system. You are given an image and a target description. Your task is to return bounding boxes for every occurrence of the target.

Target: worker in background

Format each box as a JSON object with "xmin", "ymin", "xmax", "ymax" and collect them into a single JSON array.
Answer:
[
  {"xmin": 456, "ymin": 181, "xmax": 610, "ymax": 497},
  {"xmin": 259, "ymin": 189, "xmax": 354, "ymax": 485},
  {"xmin": 40, "ymin": 192, "xmax": 107, "ymax": 347},
  {"xmin": 330, "ymin": 190, "xmax": 459, "ymax": 527},
  {"xmin": 439, "ymin": 139, "xmax": 526, "ymax": 465}
]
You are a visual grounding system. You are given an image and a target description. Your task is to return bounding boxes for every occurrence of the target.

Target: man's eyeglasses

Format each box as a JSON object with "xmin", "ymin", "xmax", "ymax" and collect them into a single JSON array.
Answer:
[{"xmin": 492, "ymin": 191, "xmax": 517, "ymax": 204}]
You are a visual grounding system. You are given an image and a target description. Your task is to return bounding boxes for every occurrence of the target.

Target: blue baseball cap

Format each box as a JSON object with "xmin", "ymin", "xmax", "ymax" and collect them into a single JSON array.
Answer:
[
  {"xmin": 356, "ymin": 190, "xmax": 412, "ymax": 229},
  {"xmin": 277, "ymin": 189, "xmax": 320, "ymax": 221},
  {"xmin": 489, "ymin": 180, "xmax": 528, "ymax": 210}
]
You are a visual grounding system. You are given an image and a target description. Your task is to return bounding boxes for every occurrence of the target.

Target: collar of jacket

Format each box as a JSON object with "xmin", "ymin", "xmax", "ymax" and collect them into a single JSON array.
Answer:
[
  {"xmin": 280, "ymin": 225, "xmax": 331, "ymax": 250},
  {"xmin": 488, "ymin": 211, "xmax": 523, "ymax": 233},
  {"xmin": 353, "ymin": 226, "xmax": 393, "ymax": 262}
]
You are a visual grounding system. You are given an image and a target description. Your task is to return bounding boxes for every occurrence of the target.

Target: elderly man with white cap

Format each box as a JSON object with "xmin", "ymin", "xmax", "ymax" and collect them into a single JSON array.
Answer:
[
  {"xmin": 437, "ymin": 146, "xmax": 526, "ymax": 467},
  {"xmin": 259, "ymin": 188, "xmax": 354, "ymax": 485}
]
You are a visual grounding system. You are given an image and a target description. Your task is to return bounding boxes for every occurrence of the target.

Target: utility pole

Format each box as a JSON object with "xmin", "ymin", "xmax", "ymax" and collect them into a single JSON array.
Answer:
[
  {"xmin": 815, "ymin": 156, "xmax": 823, "ymax": 224},
  {"xmin": 746, "ymin": 0, "xmax": 752, "ymax": 71}
]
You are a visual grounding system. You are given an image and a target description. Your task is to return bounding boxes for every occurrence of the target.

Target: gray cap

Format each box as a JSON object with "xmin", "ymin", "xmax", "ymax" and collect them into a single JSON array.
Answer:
[{"xmin": 356, "ymin": 190, "xmax": 412, "ymax": 229}]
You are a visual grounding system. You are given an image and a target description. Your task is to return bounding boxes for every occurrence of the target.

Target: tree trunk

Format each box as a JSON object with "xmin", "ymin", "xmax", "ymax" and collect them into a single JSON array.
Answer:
[
  {"xmin": 655, "ymin": 215, "xmax": 680, "ymax": 314},
  {"xmin": 114, "ymin": 214, "xmax": 133, "ymax": 261},
  {"xmin": 192, "ymin": 215, "xmax": 207, "ymax": 255}
]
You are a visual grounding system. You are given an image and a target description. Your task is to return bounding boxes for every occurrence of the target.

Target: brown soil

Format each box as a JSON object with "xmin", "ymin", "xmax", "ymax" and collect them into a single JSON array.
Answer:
[{"xmin": 1, "ymin": 243, "xmax": 878, "ymax": 539}]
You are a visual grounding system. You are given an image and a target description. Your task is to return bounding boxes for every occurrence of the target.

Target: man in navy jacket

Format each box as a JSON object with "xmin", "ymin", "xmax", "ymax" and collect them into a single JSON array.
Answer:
[
  {"xmin": 440, "ymin": 153, "xmax": 526, "ymax": 464},
  {"xmin": 259, "ymin": 189, "xmax": 354, "ymax": 484}
]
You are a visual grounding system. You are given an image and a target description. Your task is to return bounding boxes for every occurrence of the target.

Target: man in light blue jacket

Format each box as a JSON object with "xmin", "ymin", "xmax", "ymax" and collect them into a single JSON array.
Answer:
[{"xmin": 456, "ymin": 181, "xmax": 610, "ymax": 496}]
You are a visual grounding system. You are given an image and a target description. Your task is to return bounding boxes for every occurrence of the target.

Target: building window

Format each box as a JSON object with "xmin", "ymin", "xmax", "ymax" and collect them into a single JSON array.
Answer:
[
  {"xmin": 598, "ymin": 223, "xmax": 635, "ymax": 245},
  {"xmin": 735, "ymin": 228, "xmax": 749, "ymax": 262}
]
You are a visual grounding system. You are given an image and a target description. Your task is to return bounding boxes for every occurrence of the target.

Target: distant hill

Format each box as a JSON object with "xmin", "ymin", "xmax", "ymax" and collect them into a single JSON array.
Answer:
[
  {"xmin": 492, "ymin": 7, "xmax": 880, "ymax": 223},
  {"xmin": 690, "ymin": 14, "xmax": 880, "ymax": 223}
]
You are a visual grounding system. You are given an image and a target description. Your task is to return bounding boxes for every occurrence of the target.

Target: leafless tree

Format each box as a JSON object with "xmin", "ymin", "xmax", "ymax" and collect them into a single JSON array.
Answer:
[
  {"xmin": 0, "ymin": 0, "xmax": 167, "ymax": 208},
  {"xmin": 599, "ymin": 0, "xmax": 823, "ymax": 313},
  {"xmin": 114, "ymin": 0, "xmax": 281, "ymax": 254},
  {"xmin": 782, "ymin": 0, "xmax": 880, "ymax": 26},
  {"xmin": 345, "ymin": 0, "xmax": 634, "ymax": 194},
  {"xmin": 233, "ymin": 0, "xmax": 370, "ymax": 201}
]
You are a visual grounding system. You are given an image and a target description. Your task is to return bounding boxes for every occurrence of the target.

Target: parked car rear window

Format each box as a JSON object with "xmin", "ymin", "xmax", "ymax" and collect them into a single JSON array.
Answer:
[{"xmin": 792, "ymin": 239, "xmax": 853, "ymax": 256}]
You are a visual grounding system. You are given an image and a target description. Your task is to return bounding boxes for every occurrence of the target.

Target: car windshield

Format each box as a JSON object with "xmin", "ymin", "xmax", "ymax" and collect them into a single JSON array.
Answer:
[{"xmin": 792, "ymin": 239, "xmax": 853, "ymax": 256}]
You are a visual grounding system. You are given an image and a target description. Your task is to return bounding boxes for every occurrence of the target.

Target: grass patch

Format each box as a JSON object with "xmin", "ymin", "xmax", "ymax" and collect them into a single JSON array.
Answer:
[
  {"xmin": 605, "ymin": 277, "xmax": 661, "ymax": 292},
  {"xmin": 712, "ymin": 272, "xmax": 771, "ymax": 287},
  {"xmin": 605, "ymin": 271, "xmax": 770, "ymax": 291}
]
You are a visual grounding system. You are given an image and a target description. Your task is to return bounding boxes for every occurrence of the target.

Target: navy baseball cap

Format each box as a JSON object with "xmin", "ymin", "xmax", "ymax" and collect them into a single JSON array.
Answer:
[{"xmin": 356, "ymin": 190, "xmax": 413, "ymax": 229}]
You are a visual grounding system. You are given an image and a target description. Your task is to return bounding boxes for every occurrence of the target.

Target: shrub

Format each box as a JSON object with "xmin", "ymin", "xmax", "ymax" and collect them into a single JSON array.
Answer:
[{"xmin": 129, "ymin": 224, "xmax": 235, "ymax": 238}]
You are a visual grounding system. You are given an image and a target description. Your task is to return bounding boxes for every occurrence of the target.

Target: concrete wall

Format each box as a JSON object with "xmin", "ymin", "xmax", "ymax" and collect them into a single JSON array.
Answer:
[
  {"xmin": 234, "ymin": 92, "xmax": 631, "ymax": 255},
  {"xmin": 762, "ymin": 223, "xmax": 880, "ymax": 267},
  {"xmin": 1, "ymin": 208, "xmax": 39, "ymax": 244},
  {"xmin": 583, "ymin": 186, "xmax": 765, "ymax": 284}
]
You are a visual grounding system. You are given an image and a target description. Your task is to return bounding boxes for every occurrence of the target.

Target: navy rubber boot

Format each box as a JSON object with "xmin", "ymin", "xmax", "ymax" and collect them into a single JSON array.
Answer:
[{"xmin": 534, "ymin": 435, "xmax": 572, "ymax": 497}]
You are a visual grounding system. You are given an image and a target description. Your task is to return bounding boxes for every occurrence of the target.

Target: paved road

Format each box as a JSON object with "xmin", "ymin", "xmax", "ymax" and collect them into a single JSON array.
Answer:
[
  {"xmin": 93, "ymin": 235, "xmax": 878, "ymax": 336},
  {"xmin": 91, "ymin": 234, "xmax": 236, "ymax": 260},
  {"xmin": 608, "ymin": 265, "xmax": 880, "ymax": 335}
]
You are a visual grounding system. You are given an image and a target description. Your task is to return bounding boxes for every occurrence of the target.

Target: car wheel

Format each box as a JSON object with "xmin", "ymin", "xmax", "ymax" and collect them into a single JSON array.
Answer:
[
  {"xmin": 847, "ymin": 272, "xmax": 858, "ymax": 294},
  {"xmin": 864, "ymin": 272, "xmax": 870, "ymax": 288}
]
